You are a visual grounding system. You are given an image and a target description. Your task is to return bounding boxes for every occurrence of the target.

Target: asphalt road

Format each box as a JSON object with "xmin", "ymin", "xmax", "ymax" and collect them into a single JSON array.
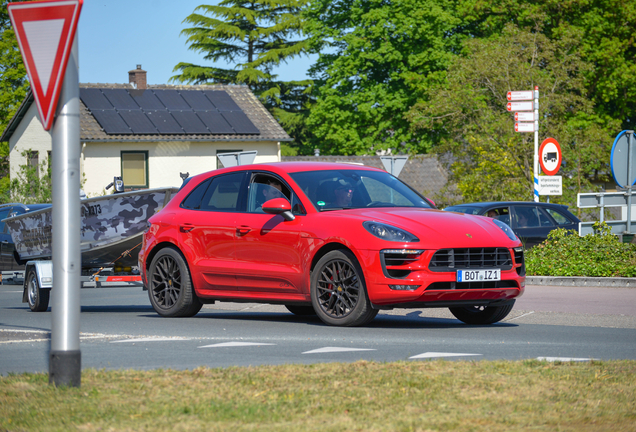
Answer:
[{"xmin": 1, "ymin": 283, "xmax": 635, "ymax": 375}]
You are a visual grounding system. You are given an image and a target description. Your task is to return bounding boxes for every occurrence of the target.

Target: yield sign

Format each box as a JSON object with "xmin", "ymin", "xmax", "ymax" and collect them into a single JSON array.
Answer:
[{"xmin": 8, "ymin": 0, "xmax": 83, "ymax": 131}]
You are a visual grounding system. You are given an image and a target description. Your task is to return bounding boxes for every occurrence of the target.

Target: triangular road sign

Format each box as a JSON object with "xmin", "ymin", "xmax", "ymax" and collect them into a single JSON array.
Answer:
[{"xmin": 8, "ymin": 0, "xmax": 83, "ymax": 131}]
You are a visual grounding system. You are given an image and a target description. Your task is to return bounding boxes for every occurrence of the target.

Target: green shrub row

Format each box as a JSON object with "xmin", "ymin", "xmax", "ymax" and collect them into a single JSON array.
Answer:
[{"xmin": 525, "ymin": 222, "xmax": 636, "ymax": 278}]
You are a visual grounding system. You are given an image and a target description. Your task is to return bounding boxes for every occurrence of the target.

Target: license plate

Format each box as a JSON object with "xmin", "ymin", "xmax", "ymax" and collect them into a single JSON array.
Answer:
[{"xmin": 456, "ymin": 269, "xmax": 501, "ymax": 282}]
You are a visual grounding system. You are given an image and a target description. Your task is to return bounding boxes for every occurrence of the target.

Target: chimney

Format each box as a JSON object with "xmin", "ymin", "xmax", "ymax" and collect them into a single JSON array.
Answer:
[{"xmin": 128, "ymin": 64, "xmax": 147, "ymax": 89}]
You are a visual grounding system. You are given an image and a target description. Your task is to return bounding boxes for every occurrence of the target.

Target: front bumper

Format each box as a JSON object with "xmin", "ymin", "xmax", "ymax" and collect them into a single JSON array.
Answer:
[{"xmin": 357, "ymin": 248, "xmax": 525, "ymax": 309}]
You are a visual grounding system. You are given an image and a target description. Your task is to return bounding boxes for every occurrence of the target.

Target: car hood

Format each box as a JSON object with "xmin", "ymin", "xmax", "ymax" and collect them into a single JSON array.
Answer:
[{"xmin": 322, "ymin": 208, "xmax": 520, "ymax": 248}]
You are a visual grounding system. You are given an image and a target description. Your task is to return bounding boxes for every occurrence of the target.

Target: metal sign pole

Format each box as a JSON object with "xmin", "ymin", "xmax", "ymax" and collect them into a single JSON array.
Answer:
[
  {"xmin": 533, "ymin": 86, "xmax": 539, "ymax": 202},
  {"xmin": 627, "ymin": 131, "xmax": 633, "ymax": 234},
  {"xmin": 49, "ymin": 36, "xmax": 81, "ymax": 387}
]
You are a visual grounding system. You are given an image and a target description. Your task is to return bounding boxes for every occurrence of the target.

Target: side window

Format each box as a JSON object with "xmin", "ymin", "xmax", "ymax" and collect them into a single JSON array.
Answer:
[
  {"xmin": 545, "ymin": 208, "xmax": 572, "ymax": 225},
  {"xmin": 484, "ymin": 207, "xmax": 511, "ymax": 225},
  {"xmin": 247, "ymin": 174, "xmax": 299, "ymax": 214},
  {"xmin": 180, "ymin": 178, "xmax": 212, "ymax": 209},
  {"xmin": 200, "ymin": 172, "xmax": 246, "ymax": 212},
  {"xmin": 536, "ymin": 207, "xmax": 555, "ymax": 227},
  {"xmin": 514, "ymin": 207, "xmax": 541, "ymax": 228}
]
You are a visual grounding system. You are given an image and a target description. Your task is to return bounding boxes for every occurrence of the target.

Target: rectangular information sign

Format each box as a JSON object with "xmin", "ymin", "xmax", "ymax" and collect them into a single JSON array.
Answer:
[
  {"xmin": 507, "ymin": 101, "xmax": 534, "ymax": 112},
  {"xmin": 507, "ymin": 91, "xmax": 533, "ymax": 101},
  {"xmin": 515, "ymin": 112, "xmax": 535, "ymax": 121},
  {"xmin": 538, "ymin": 175, "xmax": 562, "ymax": 195},
  {"xmin": 515, "ymin": 122, "xmax": 535, "ymax": 132}
]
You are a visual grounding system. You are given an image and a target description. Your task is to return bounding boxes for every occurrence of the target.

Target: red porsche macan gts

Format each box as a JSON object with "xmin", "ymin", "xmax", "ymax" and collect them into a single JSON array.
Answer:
[{"xmin": 139, "ymin": 162, "xmax": 525, "ymax": 327}]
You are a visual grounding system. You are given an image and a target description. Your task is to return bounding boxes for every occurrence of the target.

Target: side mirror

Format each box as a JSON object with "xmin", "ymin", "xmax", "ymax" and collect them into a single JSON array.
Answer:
[{"xmin": 262, "ymin": 197, "xmax": 295, "ymax": 221}]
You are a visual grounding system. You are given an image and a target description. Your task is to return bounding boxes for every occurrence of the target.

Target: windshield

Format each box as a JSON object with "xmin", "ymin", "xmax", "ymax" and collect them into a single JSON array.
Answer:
[{"xmin": 289, "ymin": 169, "xmax": 433, "ymax": 211}]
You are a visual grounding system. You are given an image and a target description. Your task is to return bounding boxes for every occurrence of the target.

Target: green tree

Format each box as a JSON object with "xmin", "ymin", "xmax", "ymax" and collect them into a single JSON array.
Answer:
[
  {"xmin": 456, "ymin": 0, "xmax": 636, "ymax": 130},
  {"xmin": 408, "ymin": 24, "xmax": 618, "ymax": 207},
  {"xmin": 9, "ymin": 150, "xmax": 51, "ymax": 204},
  {"xmin": 304, "ymin": 0, "xmax": 461, "ymax": 155},
  {"xmin": 172, "ymin": 0, "xmax": 315, "ymax": 151},
  {"xmin": 0, "ymin": 0, "xmax": 29, "ymax": 203}
]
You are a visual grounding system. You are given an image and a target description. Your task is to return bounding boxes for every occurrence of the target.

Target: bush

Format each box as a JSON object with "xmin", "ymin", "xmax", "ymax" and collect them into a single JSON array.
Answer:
[{"xmin": 526, "ymin": 222, "xmax": 636, "ymax": 277}]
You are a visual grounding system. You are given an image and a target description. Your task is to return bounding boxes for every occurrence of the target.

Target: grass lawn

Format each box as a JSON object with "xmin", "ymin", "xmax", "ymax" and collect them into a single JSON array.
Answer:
[{"xmin": 2, "ymin": 360, "xmax": 635, "ymax": 431}]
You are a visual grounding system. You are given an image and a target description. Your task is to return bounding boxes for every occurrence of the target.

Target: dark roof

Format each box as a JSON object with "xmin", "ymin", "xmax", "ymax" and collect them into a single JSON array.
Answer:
[
  {"xmin": 282, "ymin": 155, "xmax": 447, "ymax": 197},
  {"xmin": 1, "ymin": 83, "xmax": 291, "ymax": 143}
]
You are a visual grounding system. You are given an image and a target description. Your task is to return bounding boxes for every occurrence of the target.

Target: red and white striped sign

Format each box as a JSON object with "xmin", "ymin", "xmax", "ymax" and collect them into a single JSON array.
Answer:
[
  {"xmin": 507, "ymin": 101, "xmax": 533, "ymax": 112},
  {"xmin": 507, "ymin": 91, "xmax": 533, "ymax": 101},
  {"xmin": 515, "ymin": 122, "xmax": 535, "ymax": 133},
  {"xmin": 8, "ymin": 0, "xmax": 83, "ymax": 131}
]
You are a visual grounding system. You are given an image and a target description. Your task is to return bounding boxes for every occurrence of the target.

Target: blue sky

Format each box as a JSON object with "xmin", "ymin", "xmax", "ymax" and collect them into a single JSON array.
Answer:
[{"xmin": 77, "ymin": 0, "xmax": 312, "ymax": 85}]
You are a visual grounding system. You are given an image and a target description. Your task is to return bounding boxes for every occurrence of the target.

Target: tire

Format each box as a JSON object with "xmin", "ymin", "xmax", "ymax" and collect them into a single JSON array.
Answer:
[
  {"xmin": 310, "ymin": 250, "xmax": 378, "ymax": 326},
  {"xmin": 148, "ymin": 247, "xmax": 202, "ymax": 317},
  {"xmin": 449, "ymin": 300, "xmax": 515, "ymax": 325},
  {"xmin": 285, "ymin": 304, "xmax": 316, "ymax": 316},
  {"xmin": 26, "ymin": 268, "xmax": 49, "ymax": 312}
]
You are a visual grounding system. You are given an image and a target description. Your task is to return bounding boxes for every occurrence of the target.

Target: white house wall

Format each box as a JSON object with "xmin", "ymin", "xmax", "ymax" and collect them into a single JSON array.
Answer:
[
  {"xmin": 81, "ymin": 140, "xmax": 280, "ymax": 196},
  {"xmin": 8, "ymin": 103, "xmax": 53, "ymax": 179},
  {"xmin": 8, "ymin": 104, "xmax": 281, "ymax": 197}
]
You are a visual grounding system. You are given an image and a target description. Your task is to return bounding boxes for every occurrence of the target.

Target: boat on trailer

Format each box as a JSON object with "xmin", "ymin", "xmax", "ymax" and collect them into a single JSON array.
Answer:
[{"xmin": 3, "ymin": 187, "xmax": 178, "ymax": 268}]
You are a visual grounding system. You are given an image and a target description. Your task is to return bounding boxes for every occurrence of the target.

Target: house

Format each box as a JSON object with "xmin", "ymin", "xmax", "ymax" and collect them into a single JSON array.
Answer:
[{"xmin": 1, "ymin": 66, "xmax": 291, "ymax": 196}]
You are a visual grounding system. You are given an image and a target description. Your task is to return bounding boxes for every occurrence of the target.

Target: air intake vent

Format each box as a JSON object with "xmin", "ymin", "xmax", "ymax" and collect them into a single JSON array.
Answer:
[
  {"xmin": 429, "ymin": 248, "xmax": 512, "ymax": 272},
  {"xmin": 380, "ymin": 250, "xmax": 423, "ymax": 279}
]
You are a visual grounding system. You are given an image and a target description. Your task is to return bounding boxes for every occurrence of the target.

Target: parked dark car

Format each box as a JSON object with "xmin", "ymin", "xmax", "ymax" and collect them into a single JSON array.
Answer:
[
  {"xmin": 443, "ymin": 201, "xmax": 580, "ymax": 248},
  {"xmin": 0, "ymin": 203, "xmax": 52, "ymax": 272}
]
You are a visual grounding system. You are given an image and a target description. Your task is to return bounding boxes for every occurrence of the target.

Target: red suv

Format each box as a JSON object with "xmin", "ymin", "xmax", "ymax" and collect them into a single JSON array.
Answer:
[{"xmin": 140, "ymin": 162, "xmax": 525, "ymax": 326}]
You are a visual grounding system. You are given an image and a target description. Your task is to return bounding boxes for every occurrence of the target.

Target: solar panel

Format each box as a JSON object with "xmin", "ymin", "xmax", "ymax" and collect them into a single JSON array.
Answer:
[
  {"xmin": 119, "ymin": 110, "xmax": 158, "ymax": 134},
  {"xmin": 129, "ymin": 89, "xmax": 165, "ymax": 110},
  {"xmin": 204, "ymin": 90, "xmax": 241, "ymax": 111},
  {"xmin": 101, "ymin": 89, "xmax": 139, "ymax": 110},
  {"xmin": 197, "ymin": 111, "xmax": 235, "ymax": 134},
  {"xmin": 221, "ymin": 111, "xmax": 260, "ymax": 134},
  {"xmin": 181, "ymin": 91, "xmax": 215, "ymax": 111},
  {"xmin": 154, "ymin": 90, "xmax": 191, "ymax": 110},
  {"xmin": 80, "ymin": 88, "xmax": 113, "ymax": 110},
  {"xmin": 172, "ymin": 111, "xmax": 209, "ymax": 134},
  {"xmin": 91, "ymin": 109, "xmax": 131, "ymax": 134},
  {"xmin": 146, "ymin": 110, "xmax": 183, "ymax": 134}
]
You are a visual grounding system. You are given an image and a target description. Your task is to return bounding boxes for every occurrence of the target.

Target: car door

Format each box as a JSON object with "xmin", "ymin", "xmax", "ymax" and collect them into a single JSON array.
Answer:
[
  {"xmin": 177, "ymin": 172, "xmax": 247, "ymax": 292},
  {"xmin": 234, "ymin": 172, "xmax": 305, "ymax": 295},
  {"xmin": 511, "ymin": 205, "xmax": 555, "ymax": 248}
]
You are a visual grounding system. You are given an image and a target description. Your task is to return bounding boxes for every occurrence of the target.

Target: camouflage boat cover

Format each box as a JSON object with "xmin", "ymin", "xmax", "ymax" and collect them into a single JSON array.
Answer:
[{"xmin": 2, "ymin": 187, "xmax": 177, "ymax": 268}]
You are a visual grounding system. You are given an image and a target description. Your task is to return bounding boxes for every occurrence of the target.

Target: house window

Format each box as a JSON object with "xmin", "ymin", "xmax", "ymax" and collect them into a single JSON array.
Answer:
[
  {"xmin": 28, "ymin": 151, "xmax": 39, "ymax": 173},
  {"xmin": 121, "ymin": 151, "xmax": 148, "ymax": 188}
]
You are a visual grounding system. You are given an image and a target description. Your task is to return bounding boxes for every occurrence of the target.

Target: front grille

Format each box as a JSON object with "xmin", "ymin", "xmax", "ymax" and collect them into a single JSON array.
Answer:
[
  {"xmin": 427, "ymin": 280, "xmax": 518, "ymax": 290},
  {"xmin": 429, "ymin": 248, "xmax": 512, "ymax": 272}
]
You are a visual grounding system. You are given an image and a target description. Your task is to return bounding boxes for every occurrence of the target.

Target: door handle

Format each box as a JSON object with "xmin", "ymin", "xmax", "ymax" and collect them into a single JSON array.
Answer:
[
  {"xmin": 236, "ymin": 225, "xmax": 251, "ymax": 236},
  {"xmin": 180, "ymin": 223, "xmax": 195, "ymax": 233}
]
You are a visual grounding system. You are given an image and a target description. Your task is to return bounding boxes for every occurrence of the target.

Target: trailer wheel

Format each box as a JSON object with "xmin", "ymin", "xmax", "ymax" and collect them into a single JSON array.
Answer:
[
  {"xmin": 148, "ymin": 247, "xmax": 202, "ymax": 317},
  {"xmin": 26, "ymin": 268, "xmax": 49, "ymax": 312}
]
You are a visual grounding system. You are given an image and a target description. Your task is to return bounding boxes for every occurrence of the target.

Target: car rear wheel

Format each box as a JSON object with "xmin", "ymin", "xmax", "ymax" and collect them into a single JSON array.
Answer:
[
  {"xmin": 148, "ymin": 247, "xmax": 202, "ymax": 317},
  {"xmin": 285, "ymin": 305, "xmax": 316, "ymax": 316},
  {"xmin": 449, "ymin": 301, "xmax": 515, "ymax": 325},
  {"xmin": 26, "ymin": 268, "xmax": 49, "ymax": 312},
  {"xmin": 311, "ymin": 250, "xmax": 378, "ymax": 326}
]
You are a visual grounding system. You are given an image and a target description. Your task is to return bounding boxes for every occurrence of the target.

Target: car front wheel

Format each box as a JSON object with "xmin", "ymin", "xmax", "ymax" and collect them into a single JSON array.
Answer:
[
  {"xmin": 449, "ymin": 301, "xmax": 515, "ymax": 325},
  {"xmin": 311, "ymin": 250, "xmax": 378, "ymax": 326},
  {"xmin": 148, "ymin": 247, "xmax": 202, "ymax": 317}
]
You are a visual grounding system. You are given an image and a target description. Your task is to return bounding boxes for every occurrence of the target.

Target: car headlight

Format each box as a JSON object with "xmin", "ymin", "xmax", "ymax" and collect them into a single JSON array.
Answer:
[
  {"xmin": 363, "ymin": 221, "xmax": 419, "ymax": 242},
  {"xmin": 492, "ymin": 218, "xmax": 518, "ymax": 241}
]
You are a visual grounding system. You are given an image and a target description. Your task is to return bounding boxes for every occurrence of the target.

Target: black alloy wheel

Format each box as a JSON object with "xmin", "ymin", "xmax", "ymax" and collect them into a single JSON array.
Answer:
[
  {"xmin": 449, "ymin": 301, "xmax": 515, "ymax": 325},
  {"xmin": 311, "ymin": 250, "xmax": 377, "ymax": 326},
  {"xmin": 148, "ymin": 247, "xmax": 202, "ymax": 317}
]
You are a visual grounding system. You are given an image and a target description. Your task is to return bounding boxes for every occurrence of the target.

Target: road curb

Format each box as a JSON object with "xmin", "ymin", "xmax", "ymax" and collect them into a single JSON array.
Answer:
[{"xmin": 527, "ymin": 276, "xmax": 635, "ymax": 288}]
